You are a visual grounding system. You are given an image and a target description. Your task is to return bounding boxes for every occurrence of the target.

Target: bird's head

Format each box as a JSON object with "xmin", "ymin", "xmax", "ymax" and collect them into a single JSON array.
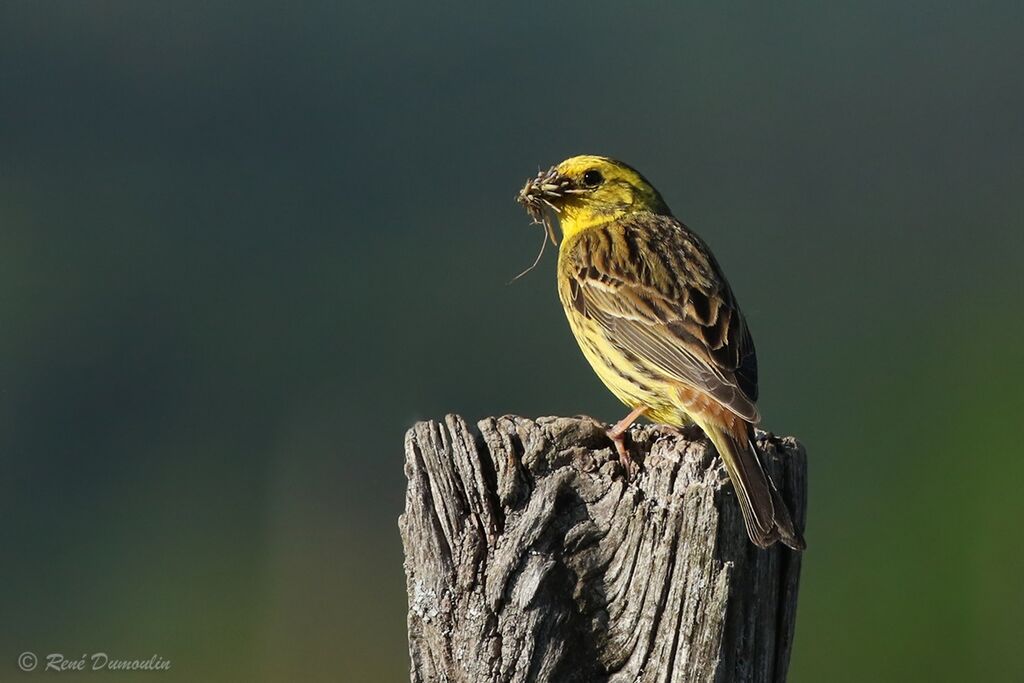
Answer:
[{"xmin": 517, "ymin": 155, "xmax": 670, "ymax": 243}]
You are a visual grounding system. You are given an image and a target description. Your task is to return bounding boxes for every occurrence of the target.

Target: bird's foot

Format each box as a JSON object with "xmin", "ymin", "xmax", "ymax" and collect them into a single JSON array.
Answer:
[
  {"xmin": 606, "ymin": 406, "xmax": 648, "ymax": 480},
  {"xmin": 607, "ymin": 428, "xmax": 639, "ymax": 480}
]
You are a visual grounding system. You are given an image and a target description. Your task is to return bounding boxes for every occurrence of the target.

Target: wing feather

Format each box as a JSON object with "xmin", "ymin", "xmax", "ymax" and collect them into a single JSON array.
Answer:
[{"xmin": 565, "ymin": 214, "xmax": 760, "ymax": 422}]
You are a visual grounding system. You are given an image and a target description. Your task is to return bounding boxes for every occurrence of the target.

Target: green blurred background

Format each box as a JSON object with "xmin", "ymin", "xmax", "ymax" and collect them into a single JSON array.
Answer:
[{"xmin": 2, "ymin": 2, "xmax": 1022, "ymax": 681}]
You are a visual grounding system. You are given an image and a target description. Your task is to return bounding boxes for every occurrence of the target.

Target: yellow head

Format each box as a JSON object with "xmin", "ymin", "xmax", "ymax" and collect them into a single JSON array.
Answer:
[{"xmin": 517, "ymin": 155, "xmax": 671, "ymax": 242}]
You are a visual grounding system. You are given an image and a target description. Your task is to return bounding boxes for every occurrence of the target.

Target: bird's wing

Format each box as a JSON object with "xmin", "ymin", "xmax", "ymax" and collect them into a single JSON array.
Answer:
[{"xmin": 565, "ymin": 218, "xmax": 760, "ymax": 422}]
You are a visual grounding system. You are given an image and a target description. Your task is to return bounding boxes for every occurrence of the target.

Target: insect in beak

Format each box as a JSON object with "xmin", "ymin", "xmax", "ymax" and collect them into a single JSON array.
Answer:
[
  {"xmin": 509, "ymin": 167, "xmax": 567, "ymax": 281},
  {"xmin": 516, "ymin": 166, "xmax": 575, "ymax": 246}
]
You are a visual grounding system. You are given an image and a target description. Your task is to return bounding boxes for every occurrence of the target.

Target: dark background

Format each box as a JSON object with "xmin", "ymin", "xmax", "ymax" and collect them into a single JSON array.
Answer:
[{"xmin": 3, "ymin": 2, "xmax": 1023, "ymax": 681}]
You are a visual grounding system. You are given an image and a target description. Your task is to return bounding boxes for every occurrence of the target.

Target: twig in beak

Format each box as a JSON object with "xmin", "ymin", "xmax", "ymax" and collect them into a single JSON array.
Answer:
[
  {"xmin": 540, "ymin": 197, "xmax": 561, "ymax": 214},
  {"xmin": 542, "ymin": 213, "xmax": 558, "ymax": 246},
  {"xmin": 509, "ymin": 223, "xmax": 549, "ymax": 283}
]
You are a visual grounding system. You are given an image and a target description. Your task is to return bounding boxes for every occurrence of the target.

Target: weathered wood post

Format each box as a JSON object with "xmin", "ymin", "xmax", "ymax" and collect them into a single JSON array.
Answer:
[{"xmin": 399, "ymin": 415, "xmax": 806, "ymax": 683}]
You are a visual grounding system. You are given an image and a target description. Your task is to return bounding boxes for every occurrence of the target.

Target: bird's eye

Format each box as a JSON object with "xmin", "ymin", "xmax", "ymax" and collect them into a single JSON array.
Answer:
[{"xmin": 582, "ymin": 170, "xmax": 603, "ymax": 188}]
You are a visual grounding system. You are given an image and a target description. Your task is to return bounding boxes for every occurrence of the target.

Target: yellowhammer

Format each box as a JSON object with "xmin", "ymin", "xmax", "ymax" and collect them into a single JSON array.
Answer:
[{"xmin": 517, "ymin": 155, "xmax": 804, "ymax": 550}]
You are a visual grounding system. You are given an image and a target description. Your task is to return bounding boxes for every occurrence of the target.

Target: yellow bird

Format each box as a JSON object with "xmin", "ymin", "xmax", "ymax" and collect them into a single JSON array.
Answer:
[{"xmin": 517, "ymin": 155, "xmax": 804, "ymax": 550}]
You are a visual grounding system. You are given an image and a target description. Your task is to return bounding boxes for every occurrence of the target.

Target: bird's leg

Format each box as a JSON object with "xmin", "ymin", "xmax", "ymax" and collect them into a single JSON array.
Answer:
[
  {"xmin": 607, "ymin": 406, "xmax": 647, "ymax": 439},
  {"xmin": 607, "ymin": 406, "xmax": 648, "ymax": 479}
]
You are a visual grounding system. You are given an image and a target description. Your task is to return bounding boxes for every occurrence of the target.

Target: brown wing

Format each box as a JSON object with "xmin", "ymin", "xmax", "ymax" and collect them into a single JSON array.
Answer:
[{"xmin": 564, "ymin": 213, "xmax": 760, "ymax": 422}]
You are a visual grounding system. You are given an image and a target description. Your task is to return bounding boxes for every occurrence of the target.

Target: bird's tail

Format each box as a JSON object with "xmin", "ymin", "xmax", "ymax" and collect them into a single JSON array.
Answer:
[{"xmin": 700, "ymin": 418, "xmax": 805, "ymax": 551}]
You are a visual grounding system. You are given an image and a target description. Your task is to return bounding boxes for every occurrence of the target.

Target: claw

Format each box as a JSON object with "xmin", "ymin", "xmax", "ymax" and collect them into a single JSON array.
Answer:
[
  {"xmin": 606, "ymin": 406, "xmax": 648, "ymax": 480},
  {"xmin": 607, "ymin": 429, "xmax": 639, "ymax": 480}
]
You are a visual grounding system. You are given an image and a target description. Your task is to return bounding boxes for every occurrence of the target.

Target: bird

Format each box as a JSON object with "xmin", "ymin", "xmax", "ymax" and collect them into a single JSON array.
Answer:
[{"xmin": 516, "ymin": 155, "xmax": 805, "ymax": 551}]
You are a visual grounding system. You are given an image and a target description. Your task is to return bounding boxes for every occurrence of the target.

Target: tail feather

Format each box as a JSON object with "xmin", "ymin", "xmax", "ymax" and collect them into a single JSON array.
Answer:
[{"xmin": 701, "ymin": 420, "xmax": 805, "ymax": 551}]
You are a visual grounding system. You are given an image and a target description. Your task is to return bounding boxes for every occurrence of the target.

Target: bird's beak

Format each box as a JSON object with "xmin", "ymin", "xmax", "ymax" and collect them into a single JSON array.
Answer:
[{"xmin": 516, "ymin": 166, "xmax": 576, "ymax": 245}]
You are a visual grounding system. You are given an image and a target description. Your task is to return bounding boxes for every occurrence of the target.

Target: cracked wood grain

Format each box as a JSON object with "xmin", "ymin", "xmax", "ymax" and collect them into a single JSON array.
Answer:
[{"xmin": 399, "ymin": 415, "xmax": 806, "ymax": 683}]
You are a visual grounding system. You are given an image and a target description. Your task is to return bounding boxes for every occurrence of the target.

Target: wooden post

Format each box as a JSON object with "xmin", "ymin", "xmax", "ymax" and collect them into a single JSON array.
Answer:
[{"xmin": 399, "ymin": 415, "xmax": 806, "ymax": 683}]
